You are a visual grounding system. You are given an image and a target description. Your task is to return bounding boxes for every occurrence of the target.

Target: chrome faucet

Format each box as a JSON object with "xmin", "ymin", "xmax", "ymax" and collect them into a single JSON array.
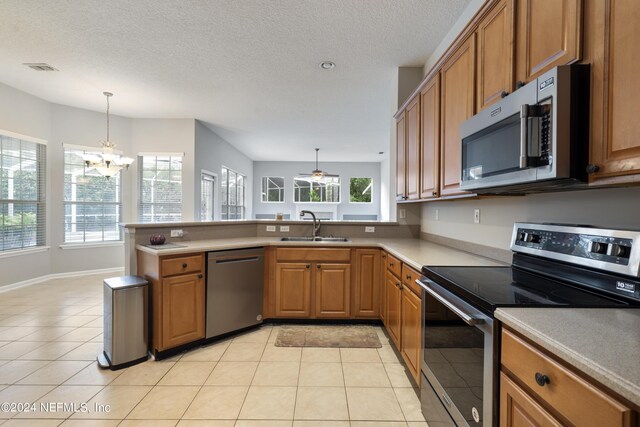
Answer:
[{"xmin": 300, "ymin": 210, "xmax": 321, "ymax": 238}]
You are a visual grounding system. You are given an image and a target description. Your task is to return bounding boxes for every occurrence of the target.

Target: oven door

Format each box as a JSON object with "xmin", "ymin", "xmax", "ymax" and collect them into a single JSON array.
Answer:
[{"xmin": 416, "ymin": 278, "xmax": 496, "ymax": 427}]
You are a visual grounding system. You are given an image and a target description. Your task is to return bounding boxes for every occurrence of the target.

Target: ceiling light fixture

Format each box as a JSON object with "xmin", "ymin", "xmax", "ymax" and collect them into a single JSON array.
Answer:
[
  {"xmin": 319, "ymin": 61, "xmax": 335, "ymax": 70},
  {"xmin": 81, "ymin": 92, "xmax": 134, "ymax": 178}
]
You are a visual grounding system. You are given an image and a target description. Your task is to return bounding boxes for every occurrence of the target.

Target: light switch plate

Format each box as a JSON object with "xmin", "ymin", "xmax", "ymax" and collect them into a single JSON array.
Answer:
[
  {"xmin": 474, "ymin": 209, "xmax": 480, "ymax": 224},
  {"xmin": 399, "ymin": 209, "xmax": 406, "ymax": 219},
  {"xmin": 170, "ymin": 229, "xmax": 184, "ymax": 237},
  {"xmin": 280, "ymin": 225, "xmax": 290, "ymax": 232},
  {"xmin": 266, "ymin": 225, "xmax": 276, "ymax": 232},
  {"xmin": 365, "ymin": 226, "xmax": 375, "ymax": 233}
]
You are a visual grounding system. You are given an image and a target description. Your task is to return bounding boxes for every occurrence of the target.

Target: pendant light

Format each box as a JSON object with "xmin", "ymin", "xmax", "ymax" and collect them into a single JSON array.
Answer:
[{"xmin": 82, "ymin": 92, "xmax": 134, "ymax": 178}]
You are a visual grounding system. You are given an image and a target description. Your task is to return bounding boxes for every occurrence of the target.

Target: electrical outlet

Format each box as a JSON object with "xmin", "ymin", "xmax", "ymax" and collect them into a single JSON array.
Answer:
[
  {"xmin": 435, "ymin": 209, "xmax": 439, "ymax": 221},
  {"xmin": 170, "ymin": 229, "xmax": 184, "ymax": 238},
  {"xmin": 474, "ymin": 209, "xmax": 480, "ymax": 224},
  {"xmin": 365, "ymin": 226, "xmax": 375, "ymax": 233},
  {"xmin": 399, "ymin": 209, "xmax": 406, "ymax": 219},
  {"xmin": 280, "ymin": 225, "xmax": 290, "ymax": 232},
  {"xmin": 266, "ymin": 225, "xmax": 276, "ymax": 232}
]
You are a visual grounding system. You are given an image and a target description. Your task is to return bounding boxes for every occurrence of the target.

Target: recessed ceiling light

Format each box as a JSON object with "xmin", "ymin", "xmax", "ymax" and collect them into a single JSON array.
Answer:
[
  {"xmin": 319, "ymin": 61, "xmax": 335, "ymax": 70},
  {"xmin": 379, "ymin": 151, "xmax": 384, "ymax": 155}
]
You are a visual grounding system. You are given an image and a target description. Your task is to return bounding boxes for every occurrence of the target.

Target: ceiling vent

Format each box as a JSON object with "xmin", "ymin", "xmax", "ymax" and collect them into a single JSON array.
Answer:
[{"xmin": 23, "ymin": 63, "xmax": 58, "ymax": 71}]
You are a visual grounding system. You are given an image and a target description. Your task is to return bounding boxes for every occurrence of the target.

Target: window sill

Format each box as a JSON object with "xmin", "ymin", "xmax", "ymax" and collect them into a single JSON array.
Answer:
[
  {"xmin": 0, "ymin": 246, "xmax": 50, "ymax": 260},
  {"xmin": 59, "ymin": 242, "xmax": 124, "ymax": 250}
]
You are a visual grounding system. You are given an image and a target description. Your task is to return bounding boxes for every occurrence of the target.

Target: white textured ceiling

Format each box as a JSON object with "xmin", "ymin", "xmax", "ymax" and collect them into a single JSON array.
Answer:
[{"xmin": 0, "ymin": 0, "xmax": 469, "ymax": 161}]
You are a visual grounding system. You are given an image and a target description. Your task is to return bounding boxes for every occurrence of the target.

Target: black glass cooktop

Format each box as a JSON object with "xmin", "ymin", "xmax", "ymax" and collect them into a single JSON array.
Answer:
[{"xmin": 422, "ymin": 265, "xmax": 634, "ymax": 314}]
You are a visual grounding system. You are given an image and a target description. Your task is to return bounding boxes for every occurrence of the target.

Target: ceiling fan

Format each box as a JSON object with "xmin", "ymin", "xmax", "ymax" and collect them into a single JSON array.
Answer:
[{"xmin": 298, "ymin": 148, "xmax": 338, "ymax": 181}]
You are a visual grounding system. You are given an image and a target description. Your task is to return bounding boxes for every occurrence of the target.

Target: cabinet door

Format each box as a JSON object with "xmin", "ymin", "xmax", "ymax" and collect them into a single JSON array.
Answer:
[
  {"xmin": 515, "ymin": 0, "xmax": 582, "ymax": 84},
  {"xmin": 275, "ymin": 262, "xmax": 312, "ymax": 317},
  {"xmin": 477, "ymin": 0, "xmax": 515, "ymax": 110},
  {"xmin": 380, "ymin": 253, "xmax": 388, "ymax": 324},
  {"xmin": 354, "ymin": 249, "xmax": 380, "ymax": 318},
  {"xmin": 385, "ymin": 273, "xmax": 402, "ymax": 348},
  {"xmin": 420, "ymin": 74, "xmax": 440, "ymax": 199},
  {"xmin": 405, "ymin": 96, "xmax": 421, "ymax": 200},
  {"xmin": 500, "ymin": 372, "xmax": 563, "ymax": 427},
  {"xmin": 440, "ymin": 35, "xmax": 476, "ymax": 197},
  {"xmin": 161, "ymin": 273, "xmax": 205, "ymax": 350},
  {"xmin": 400, "ymin": 288, "xmax": 422, "ymax": 384},
  {"xmin": 396, "ymin": 111, "xmax": 406, "ymax": 200},
  {"xmin": 315, "ymin": 263, "xmax": 351, "ymax": 318},
  {"xmin": 588, "ymin": 0, "xmax": 640, "ymax": 182}
]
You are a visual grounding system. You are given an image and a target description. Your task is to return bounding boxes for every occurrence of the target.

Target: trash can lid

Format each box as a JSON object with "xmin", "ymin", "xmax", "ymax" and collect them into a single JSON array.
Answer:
[{"xmin": 103, "ymin": 275, "xmax": 148, "ymax": 290}]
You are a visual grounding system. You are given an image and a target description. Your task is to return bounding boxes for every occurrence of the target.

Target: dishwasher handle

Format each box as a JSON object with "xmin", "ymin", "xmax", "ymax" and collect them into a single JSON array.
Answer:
[{"xmin": 214, "ymin": 256, "xmax": 261, "ymax": 265}]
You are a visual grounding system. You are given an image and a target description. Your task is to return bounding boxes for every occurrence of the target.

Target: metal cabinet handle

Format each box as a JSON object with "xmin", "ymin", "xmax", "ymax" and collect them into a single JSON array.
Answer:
[
  {"xmin": 390, "ymin": 262, "xmax": 394, "ymax": 266},
  {"xmin": 197, "ymin": 274, "xmax": 203, "ymax": 279},
  {"xmin": 396, "ymin": 281, "xmax": 401, "ymax": 288},
  {"xmin": 535, "ymin": 372, "xmax": 550, "ymax": 386},
  {"xmin": 182, "ymin": 263, "xmax": 187, "ymax": 268},
  {"xmin": 586, "ymin": 164, "xmax": 600, "ymax": 174},
  {"xmin": 406, "ymin": 274, "xmax": 411, "ymax": 280},
  {"xmin": 317, "ymin": 264, "xmax": 321, "ymax": 269},
  {"xmin": 432, "ymin": 191, "xmax": 437, "ymax": 196}
]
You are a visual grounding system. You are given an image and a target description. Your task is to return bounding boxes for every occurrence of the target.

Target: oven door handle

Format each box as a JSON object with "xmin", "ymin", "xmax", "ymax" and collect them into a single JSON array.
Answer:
[{"xmin": 415, "ymin": 279, "xmax": 485, "ymax": 326}]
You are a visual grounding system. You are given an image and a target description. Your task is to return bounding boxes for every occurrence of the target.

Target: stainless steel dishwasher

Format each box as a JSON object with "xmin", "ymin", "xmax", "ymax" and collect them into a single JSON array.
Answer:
[{"xmin": 206, "ymin": 247, "xmax": 264, "ymax": 339}]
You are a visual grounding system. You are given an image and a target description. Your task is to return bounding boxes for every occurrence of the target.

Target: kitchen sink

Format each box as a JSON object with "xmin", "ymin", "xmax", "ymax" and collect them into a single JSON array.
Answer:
[{"xmin": 280, "ymin": 236, "xmax": 349, "ymax": 242}]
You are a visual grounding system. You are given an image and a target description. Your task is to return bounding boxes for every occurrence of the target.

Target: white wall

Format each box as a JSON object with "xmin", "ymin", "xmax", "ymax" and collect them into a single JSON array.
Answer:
[
  {"xmin": 194, "ymin": 121, "xmax": 254, "ymax": 221},
  {"xmin": 421, "ymin": 188, "xmax": 640, "ymax": 250},
  {"xmin": 252, "ymin": 161, "xmax": 381, "ymax": 220}
]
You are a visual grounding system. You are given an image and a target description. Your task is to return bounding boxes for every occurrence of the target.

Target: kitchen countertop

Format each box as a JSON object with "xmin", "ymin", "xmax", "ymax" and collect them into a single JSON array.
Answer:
[
  {"xmin": 496, "ymin": 307, "xmax": 640, "ymax": 407},
  {"xmin": 136, "ymin": 237, "xmax": 506, "ymax": 269}
]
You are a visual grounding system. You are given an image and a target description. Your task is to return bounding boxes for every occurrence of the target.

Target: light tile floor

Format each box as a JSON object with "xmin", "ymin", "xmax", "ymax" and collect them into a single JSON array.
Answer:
[{"xmin": 0, "ymin": 273, "xmax": 427, "ymax": 426}]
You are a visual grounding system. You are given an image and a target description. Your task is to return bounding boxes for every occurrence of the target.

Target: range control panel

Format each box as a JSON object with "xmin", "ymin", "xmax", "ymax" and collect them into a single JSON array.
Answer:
[{"xmin": 511, "ymin": 223, "xmax": 640, "ymax": 278}]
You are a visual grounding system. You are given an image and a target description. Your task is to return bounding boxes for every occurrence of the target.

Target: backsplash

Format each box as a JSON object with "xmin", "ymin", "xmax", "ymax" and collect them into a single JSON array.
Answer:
[{"xmin": 421, "ymin": 187, "xmax": 640, "ymax": 251}]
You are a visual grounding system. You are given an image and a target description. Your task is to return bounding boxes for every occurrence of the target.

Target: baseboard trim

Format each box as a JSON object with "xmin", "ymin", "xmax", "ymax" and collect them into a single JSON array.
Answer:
[{"xmin": 0, "ymin": 266, "xmax": 125, "ymax": 293}]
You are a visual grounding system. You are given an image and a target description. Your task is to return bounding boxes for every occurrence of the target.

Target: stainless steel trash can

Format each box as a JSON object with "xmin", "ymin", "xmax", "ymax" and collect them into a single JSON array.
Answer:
[{"xmin": 97, "ymin": 276, "xmax": 149, "ymax": 370}]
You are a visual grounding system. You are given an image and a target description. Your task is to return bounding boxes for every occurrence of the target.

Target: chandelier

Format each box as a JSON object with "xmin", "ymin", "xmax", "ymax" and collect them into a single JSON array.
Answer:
[{"xmin": 82, "ymin": 92, "xmax": 134, "ymax": 178}]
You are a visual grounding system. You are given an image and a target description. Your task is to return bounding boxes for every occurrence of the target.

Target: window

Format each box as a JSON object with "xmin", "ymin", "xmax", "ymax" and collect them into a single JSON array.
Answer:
[
  {"xmin": 64, "ymin": 146, "xmax": 122, "ymax": 243},
  {"xmin": 293, "ymin": 176, "xmax": 340, "ymax": 203},
  {"xmin": 350, "ymin": 177, "xmax": 373, "ymax": 203},
  {"xmin": 0, "ymin": 133, "xmax": 46, "ymax": 252},
  {"xmin": 200, "ymin": 171, "xmax": 216, "ymax": 221},
  {"xmin": 261, "ymin": 177, "xmax": 285, "ymax": 203},
  {"xmin": 221, "ymin": 167, "xmax": 246, "ymax": 220},
  {"xmin": 138, "ymin": 154, "xmax": 182, "ymax": 223}
]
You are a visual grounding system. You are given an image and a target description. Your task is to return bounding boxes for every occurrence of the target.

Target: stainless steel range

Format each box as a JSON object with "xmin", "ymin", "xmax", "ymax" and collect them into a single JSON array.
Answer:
[{"xmin": 416, "ymin": 222, "xmax": 640, "ymax": 427}]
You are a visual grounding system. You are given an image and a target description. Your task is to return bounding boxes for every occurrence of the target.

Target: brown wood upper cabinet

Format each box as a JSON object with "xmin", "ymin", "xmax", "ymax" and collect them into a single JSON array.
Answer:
[
  {"xmin": 420, "ymin": 73, "xmax": 440, "ymax": 199},
  {"xmin": 587, "ymin": 0, "xmax": 640, "ymax": 183},
  {"xmin": 515, "ymin": 0, "xmax": 582, "ymax": 84},
  {"xmin": 354, "ymin": 249, "xmax": 381, "ymax": 318},
  {"xmin": 440, "ymin": 35, "xmax": 476, "ymax": 197},
  {"xmin": 476, "ymin": 0, "xmax": 515, "ymax": 110},
  {"xmin": 405, "ymin": 95, "xmax": 421, "ymax": 200},
  {"xmin": 396, "ymin": 111, "xmax": 406, "ymax": 200}
]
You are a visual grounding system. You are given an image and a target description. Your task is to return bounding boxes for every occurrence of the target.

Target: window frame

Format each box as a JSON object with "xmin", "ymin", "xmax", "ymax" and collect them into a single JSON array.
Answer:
[
  {"xmin": 221, "ymin": 166, "xmax": 246, "ymax": 220},
  {"xmin": 200, "ymin": 169, "xmax": 217, "ymax": 221},
  {"xmin": 261, "ymin": 176, "xmax": 285, "ymax": 204},
  {"xmin": 0, "ymin": 130, "xmax": 47, "ymax": 253},
  {"xmin": 349, "ymin": 177, "xmax": 373, "ymax": 204},
  {"xmin": 62, "ymin": 144, "xmax": 123, "ymax": 244},
  {"xmin": 293, "ymin": 176, "xmax": 341, "ymax": 204},
  {"xmin": 137, "ymin": 153, "xmax": 183, "ymax": 223}
]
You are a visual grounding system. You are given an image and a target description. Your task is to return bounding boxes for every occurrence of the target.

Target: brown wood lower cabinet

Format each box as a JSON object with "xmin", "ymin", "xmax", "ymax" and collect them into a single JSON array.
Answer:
[
  {"xmin": 275, "ymin": 262, "xmax": 312, "ymax": 318},
  {"xmin": 385, "ymin": 271, "xmax": 402, "ymax": 348},
  {"xmin": 315, "ymin": 263, "xmax": 350, "ymax": 318},
  {"xmin": 354, "ymin": 249, "xmax": 381, "ymax": 318},
  {"xmin": 137, "ymin": 251, "xmax": 206, "ymax": 353},
  {"xmin": 400, "ymin": 284, "xmax": 422, "ymax": 382},
  {"xmin": 161, "ymin": 273, "xmax": 205, "ymax": 350},
  {"xmin": 501, "ymin": 329, "xmax": 635, "ymax": 427}
]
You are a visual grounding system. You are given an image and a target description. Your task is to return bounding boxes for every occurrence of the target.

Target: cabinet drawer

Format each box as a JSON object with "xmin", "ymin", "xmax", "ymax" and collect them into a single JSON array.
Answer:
[
  {"xmin": 401, "ymin": 264, "xmax": 422, "ymax": 296},
  {"xmin": 501, "ymin": 329, "xmax": 633, "ymax": 427},
  {"xmin": 161, "ymin": 255, "xmax": 204, "ymax": 277},
  {"xmin": 386, "ymin": 254, "xmax": 402, "ymax": 278},
  {"xmin": 276, "ymin": 248, "xmax": 351, "ymax": 262}
]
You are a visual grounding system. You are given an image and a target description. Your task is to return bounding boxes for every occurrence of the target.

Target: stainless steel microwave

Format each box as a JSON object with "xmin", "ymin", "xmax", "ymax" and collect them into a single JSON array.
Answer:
[{"xmin": 460, "ymin": 64, "xmax": 590, "ymax": 194}]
